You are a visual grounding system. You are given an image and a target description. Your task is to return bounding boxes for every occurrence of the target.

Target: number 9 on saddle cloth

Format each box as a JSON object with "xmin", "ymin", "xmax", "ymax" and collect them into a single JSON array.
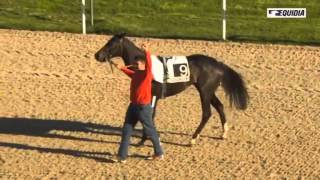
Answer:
[{"xmin": 151, "ymin": 55, "xmax": 190, "ymax": 98}]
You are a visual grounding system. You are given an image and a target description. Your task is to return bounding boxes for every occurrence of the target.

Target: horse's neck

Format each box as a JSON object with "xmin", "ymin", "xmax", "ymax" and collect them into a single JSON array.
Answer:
[{"xmin": 122, "ymin": 39, "xmax": 144, "ymax": 65}]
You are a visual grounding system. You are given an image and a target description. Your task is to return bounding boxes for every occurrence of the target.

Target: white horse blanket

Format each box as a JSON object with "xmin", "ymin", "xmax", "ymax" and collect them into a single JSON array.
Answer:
[{"xmin": 151, "ymin": 55, "xmax": 190, "ymax": 83}]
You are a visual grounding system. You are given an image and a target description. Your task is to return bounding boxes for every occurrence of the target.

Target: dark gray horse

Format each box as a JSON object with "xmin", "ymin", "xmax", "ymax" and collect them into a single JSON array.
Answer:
[{"xmin": 95, "ymin": 34, "xmax": 249, "ymax": 145}]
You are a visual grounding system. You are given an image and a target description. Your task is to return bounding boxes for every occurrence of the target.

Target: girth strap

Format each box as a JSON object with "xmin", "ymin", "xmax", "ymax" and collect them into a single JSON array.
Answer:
[{"xmin": 158, "ymin": 56, "xmax": 169, "ymax": 99}]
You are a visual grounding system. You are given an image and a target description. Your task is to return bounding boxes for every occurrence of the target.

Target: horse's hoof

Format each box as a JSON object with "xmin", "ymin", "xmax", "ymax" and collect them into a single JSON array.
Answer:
[
  {"xmin": 221, "ymin": 133, "xmax": 228, "ymax": 139},
  {"xmin": 190, "ymin": 139, "xmax": 197, "ymax": 145},
  {"xmin": 222, "ymin": 124, "xmax": 229, "ymax": 139}
]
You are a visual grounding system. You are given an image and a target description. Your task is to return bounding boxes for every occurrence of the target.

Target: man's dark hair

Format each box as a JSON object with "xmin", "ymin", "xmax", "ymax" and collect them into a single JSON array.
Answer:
[{"xmin": 134, "ymin": 54, "xmax": 146, "ymax": 62}]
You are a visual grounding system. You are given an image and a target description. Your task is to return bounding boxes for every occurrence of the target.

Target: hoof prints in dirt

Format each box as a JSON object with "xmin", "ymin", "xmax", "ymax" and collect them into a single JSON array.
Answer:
[{"xmin": 0, "ymin": 30, "xmax": 319, "ymax": 179}]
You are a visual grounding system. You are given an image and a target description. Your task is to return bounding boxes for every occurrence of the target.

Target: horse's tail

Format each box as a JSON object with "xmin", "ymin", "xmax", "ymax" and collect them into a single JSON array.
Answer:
[{"xmin": 220, "ymin": 63, "xmax": 249, "ymax": 110}]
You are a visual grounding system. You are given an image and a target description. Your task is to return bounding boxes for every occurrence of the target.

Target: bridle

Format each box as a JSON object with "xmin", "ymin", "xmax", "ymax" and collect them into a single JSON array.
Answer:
[
  {"xmin": 104, "ymin": 41, "xmax": 124, "ymax": 73},
  {"xmin": 104, "ymin": 41, "xmax": 135, "ymax": 72}
]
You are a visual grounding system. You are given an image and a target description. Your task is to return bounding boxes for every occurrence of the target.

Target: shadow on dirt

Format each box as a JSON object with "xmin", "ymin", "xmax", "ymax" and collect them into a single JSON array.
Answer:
[
  {"xmin": 0, "ymin": 117, "xmax": 193, "ymax": 161},
  {"xmin": 0, "ymin": 117, "xmax": 126, "ymax": 140},
  {"xmin": 0, "ymin": 117, "xmax": 144, "ymax": 162},
  {"xmin": 0, "ymin": 141, "xmax": 115, "ymax": 163},
  {"xmin": 0, "ymin": 117, "xmax": 222, "ymax": 161},
  {"xmin": 0, "ymin": 117, "xmax": 209, "ymax": 145}
]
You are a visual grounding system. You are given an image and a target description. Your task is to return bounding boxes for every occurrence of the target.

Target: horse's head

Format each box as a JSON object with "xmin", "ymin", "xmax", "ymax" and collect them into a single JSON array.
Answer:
[{"xmin": 95, "ymin": 33, "xmax": 126, "ymax": 62}]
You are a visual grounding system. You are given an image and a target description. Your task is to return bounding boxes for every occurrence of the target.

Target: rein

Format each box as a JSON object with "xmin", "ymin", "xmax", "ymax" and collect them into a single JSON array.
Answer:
[
  {"xmin": 107, "ymin": 57, "xmax": 115, "ymax": 73},
  {"xmin": 106, "ymin": 42, "xmax": 124, "ymax": 73},
  {"xmin": 106, "ymin": 57, "xmax": 134, "ymax": 73},
  {"xmin": 104, "ymin": 38, "xmax": 139, "ymax": 73}
]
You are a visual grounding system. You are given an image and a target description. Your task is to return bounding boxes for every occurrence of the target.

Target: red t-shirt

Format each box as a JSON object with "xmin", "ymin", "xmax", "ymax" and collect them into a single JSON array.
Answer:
[{"xmin": 120, "ymin": 51, "xmax": 153, "ymax": 105}]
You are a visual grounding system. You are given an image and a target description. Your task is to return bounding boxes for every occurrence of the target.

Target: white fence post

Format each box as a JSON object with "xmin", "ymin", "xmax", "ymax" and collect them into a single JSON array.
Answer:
[
  {"xmin": 91, "ymin": 0, "xmax": 94, "ymax": 26},
  {"xmin": 82, "ymin": 0, "xmax": 86, "ymax": 34},
  {"xmin": 222, "ymin": 0, "xmax": 227, "ymax": 40}
]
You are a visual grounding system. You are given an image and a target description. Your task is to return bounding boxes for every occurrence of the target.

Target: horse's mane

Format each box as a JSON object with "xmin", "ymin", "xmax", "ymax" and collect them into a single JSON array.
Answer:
[{"xmin": 122, "ymin": 36, "xmax": 145, "ymax": 57}]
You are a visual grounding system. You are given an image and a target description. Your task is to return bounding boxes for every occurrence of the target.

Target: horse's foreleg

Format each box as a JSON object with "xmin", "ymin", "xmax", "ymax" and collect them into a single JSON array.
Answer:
[
  {"xmin": 191, "ymin": 99, "xmax": 211, "ymax": 145},
  {"xmin": 211, "ymin": 95, "xmax": 228, "ymax": 139}
]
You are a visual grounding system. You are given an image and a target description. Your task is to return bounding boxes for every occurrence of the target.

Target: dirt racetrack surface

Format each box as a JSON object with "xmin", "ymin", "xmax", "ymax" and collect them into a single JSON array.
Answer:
[{"xmin": 0, "ymin": 29, "xmax": 319, "ymax": 179}]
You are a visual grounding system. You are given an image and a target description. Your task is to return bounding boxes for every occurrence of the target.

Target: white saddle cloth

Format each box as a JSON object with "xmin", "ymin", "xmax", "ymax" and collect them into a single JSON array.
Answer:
[{"xmin": 151, "ymin": 55, "xmax": 190, "ymax": 83}]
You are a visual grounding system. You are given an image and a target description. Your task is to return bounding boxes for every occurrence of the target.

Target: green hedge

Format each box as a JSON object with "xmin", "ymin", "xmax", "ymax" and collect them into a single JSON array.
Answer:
[{"xmin": 0, "ymin": 0, "xmax": 319, "ymax": 45}]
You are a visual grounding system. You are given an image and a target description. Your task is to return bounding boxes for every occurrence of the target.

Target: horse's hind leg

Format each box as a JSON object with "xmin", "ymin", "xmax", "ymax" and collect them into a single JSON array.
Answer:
[
  {"xmin": 211, "ymin": 95, "xmax": 228, "ymax": 139},
  {"xmin": 191, "ymin": 92, "xmax": 212, "ymax": 145}
]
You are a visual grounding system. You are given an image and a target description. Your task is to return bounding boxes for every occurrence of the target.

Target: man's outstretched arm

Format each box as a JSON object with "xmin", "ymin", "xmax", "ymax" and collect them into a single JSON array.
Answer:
[{"xmin": 116, "ymin": 64, "xmax": 135, "ymax": 78}]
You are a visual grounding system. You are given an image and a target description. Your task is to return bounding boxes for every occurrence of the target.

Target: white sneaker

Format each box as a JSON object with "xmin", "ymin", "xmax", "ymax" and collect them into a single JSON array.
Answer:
[
  {"xmin": 111, "ymin": 157, "xmax": 127, "ymax": 164},
  {"xmin": 146, "ymin": 154, "xmax": 164, "ymax": 161}
]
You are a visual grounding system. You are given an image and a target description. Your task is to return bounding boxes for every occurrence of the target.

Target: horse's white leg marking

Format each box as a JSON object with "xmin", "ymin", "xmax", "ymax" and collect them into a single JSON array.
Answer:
[
  {"xmin": 190, "ymin": 134, "xmax": 200, "ymax": 145},
  {"xmin": 222, "ymin": 122, "xmax": 229, "ymax": 139}
]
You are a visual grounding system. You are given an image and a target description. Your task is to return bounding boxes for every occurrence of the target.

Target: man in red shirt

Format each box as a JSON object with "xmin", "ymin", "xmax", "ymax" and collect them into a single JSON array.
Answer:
[{"xmin": 114, "ymin": 44, "xmax": 164, "ymax": 163}]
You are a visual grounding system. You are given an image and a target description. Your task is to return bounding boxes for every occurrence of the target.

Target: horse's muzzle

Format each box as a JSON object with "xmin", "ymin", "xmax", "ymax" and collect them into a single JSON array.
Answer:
[{"xmin": 94, "ymin": 53, "xmax": 107, "ymax": 62}]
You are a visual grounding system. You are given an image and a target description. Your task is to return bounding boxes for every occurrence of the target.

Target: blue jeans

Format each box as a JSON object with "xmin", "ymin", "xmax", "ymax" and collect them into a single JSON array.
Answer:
[{"xmin": 118, "ymin": 103, "xmax": 163, "ymax": 159}]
